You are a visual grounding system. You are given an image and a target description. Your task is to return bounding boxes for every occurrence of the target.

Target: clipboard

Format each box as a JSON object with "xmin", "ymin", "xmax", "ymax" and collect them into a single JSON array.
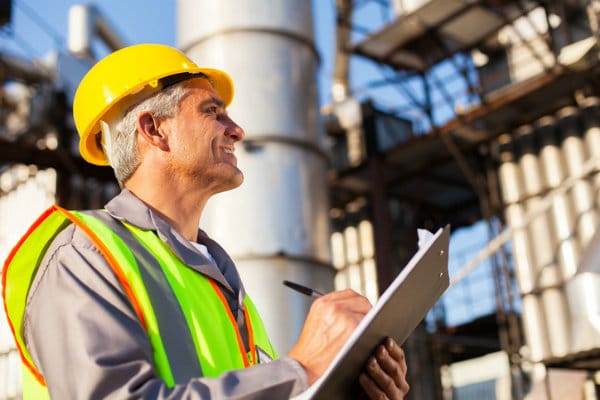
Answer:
[{"xmin": 294, "ymin": 225, "xmax": 450, "ymax": 399}]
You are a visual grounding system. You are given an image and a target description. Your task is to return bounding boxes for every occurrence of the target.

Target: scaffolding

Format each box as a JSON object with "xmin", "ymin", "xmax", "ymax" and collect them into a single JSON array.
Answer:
[{"xmin": 327, "ymin": 0, "xmax": 600, "ymax": 398}]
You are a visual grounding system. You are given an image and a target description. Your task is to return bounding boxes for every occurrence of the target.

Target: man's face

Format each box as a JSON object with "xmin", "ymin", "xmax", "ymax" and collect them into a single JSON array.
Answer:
[{"xmin": 159, "ymin": 77, "xmax": 245, "ymax": 194}]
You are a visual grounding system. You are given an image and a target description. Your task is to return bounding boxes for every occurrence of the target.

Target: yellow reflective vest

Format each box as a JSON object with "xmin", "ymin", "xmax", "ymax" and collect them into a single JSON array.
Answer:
[{"xmin": 3, "ymin": 206, "xmax": 277, "ymax": 399}]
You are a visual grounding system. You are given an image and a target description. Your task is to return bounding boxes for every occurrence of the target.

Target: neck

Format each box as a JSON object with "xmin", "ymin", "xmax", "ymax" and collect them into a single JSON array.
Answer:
[{"xmin": 124, "ymin": 172, "xmax": 210, "ymax": 242}]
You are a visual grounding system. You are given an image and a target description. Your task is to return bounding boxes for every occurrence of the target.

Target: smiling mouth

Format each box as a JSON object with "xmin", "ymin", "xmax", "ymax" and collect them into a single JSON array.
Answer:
[{"xmin": 223, "ymin": 148, "xmax": 234, "ymax": 154}]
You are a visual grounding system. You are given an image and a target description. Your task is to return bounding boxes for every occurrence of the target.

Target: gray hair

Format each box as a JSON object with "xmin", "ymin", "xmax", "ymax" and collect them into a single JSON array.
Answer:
[{"xmin": 102, "ymin": 81, "xmax": 189, "ymax": 186}]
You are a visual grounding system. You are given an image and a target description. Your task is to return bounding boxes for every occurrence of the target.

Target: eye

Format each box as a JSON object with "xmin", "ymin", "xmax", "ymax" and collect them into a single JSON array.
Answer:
[{"xmin": 206, "ymin": 105, "xmax": 219, "ymax": 114}]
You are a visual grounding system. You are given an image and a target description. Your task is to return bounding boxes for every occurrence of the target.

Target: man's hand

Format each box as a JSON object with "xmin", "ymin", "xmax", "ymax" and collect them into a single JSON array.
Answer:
[
  {"xmin": 288, "ymin": 289, "xmax": 372, "ymax": 384},
  {"xmin": 288, "ymin": 291, "xmax": 410, "ymax": 399},
  {"xmin": 359, "ymin": 338, "xmax": 410, "ymax": 400}
]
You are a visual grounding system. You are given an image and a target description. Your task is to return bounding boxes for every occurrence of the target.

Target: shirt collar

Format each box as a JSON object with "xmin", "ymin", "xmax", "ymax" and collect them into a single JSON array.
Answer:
[
  {"xmin": 104, "ymin": 189, "xmax": 235, "ymax": 293},
  {"xmin": 104, "ymin": 189, "xmax": 155, "ymax": 230}
]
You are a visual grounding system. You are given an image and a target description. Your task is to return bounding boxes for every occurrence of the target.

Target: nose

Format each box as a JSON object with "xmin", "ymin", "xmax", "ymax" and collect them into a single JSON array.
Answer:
[{"xmin": 224, "ymin": 116, "xmax": 245, "ymax": 142}]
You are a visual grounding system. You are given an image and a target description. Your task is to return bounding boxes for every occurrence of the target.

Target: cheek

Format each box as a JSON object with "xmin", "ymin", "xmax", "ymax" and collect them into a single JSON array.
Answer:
[
  {"xmin": 183, "ymin": 133, "xmax": 217, "ymax": 163},
  {"xmin": 200, "ymin": 120, "xmax": 224, "ymax": 148},
  {"xmin": 170, "ymin": 116, "xmax": 223, "ymax": 158}
]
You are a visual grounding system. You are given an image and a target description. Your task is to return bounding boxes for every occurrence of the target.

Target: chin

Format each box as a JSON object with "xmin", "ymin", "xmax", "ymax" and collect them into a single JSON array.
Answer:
[
  {"xmin": 229, "ymin": 174, "xmax": 244, "ymax": 190},
  {"xmin": 214, "ymin": 172, "xmax": 244, "ymax": 194}
]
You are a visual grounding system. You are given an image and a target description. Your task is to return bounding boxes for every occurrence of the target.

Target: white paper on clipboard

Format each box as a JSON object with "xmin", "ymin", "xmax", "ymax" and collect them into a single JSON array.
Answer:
[{"xmin": 293, "ymin": 224, "xmax": 451, "ymax": 400}]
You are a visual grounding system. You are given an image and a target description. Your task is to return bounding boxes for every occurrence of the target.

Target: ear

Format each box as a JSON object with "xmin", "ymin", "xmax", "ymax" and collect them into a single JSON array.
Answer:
[{"xmin": 136, "ymin": 111, "xmax": 170, "ymax": 151}]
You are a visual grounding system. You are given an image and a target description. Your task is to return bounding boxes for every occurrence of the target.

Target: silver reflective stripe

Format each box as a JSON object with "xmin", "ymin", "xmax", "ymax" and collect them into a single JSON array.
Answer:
[{"xmin": 82, "ymin": 210, "xmax": 204, "ymax": 383}]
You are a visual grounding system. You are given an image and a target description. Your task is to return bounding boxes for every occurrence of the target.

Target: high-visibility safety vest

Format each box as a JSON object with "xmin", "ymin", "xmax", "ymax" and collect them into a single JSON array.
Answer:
[{"xmin": 2, "ymin": 205, "xmax": 277, "ymax": 399}]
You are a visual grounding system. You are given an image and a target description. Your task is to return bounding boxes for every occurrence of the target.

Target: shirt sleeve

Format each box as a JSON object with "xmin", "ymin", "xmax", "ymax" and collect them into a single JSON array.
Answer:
[{"xmin": 23, "ymin": 224, "xmax": 308, "ymax": 400}]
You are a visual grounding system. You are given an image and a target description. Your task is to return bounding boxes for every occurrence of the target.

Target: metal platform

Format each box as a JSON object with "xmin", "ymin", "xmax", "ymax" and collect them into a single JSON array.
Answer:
[{"xmin": 352, "ymin": 0, "xmax": 540, "ymax": 73}]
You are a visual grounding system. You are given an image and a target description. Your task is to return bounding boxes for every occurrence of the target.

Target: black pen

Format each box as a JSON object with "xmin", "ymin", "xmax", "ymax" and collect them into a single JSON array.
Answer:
[{"xmin": 282, "ymin": 280, "xmax": 325, "ymax": 298}]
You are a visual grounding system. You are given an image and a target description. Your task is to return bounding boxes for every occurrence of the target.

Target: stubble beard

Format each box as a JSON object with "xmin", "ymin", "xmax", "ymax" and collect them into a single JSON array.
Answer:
[{"xmin": 196, "ymin": 164, "xmax": 244, "ymax": 195}]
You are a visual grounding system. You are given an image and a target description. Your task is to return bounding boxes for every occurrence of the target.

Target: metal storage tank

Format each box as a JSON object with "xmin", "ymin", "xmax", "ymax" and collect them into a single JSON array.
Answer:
[{"xmin": 176, "ymin": 1, "xmax": 333, "ymax": 352}]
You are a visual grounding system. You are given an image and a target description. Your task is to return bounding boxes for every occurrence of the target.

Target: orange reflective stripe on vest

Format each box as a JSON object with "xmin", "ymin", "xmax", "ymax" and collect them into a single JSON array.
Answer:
[{"xmin": 3, "ymin": 206, "xmax": 277, "ymax": 398}]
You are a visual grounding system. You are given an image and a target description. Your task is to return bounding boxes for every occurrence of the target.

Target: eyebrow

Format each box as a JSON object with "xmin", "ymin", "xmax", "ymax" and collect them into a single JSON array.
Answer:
[{"xmin": 199, "ymin": 97, "xmax": 226, "ymax": 110}]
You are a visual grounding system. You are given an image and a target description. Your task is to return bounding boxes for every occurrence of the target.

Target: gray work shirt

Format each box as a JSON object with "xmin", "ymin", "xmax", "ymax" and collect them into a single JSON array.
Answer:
[{"xmin": 23, "ymin": 189, "xmax": 308, "ymax": 399}]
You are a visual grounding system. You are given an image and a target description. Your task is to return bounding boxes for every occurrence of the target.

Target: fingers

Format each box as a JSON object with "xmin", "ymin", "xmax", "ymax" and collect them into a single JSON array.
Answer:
[
  {"xmin": 360, "ymin": 356, "xmax": 400, "ymax": 400},
  {"xmin": 288, "ymin": 289, "xmax": 373, "ymax": 385},
  {"xmin": 359, "ymin": 339, "xmax": 410, "ymax": 399},
  {"xmin": 308, "ymin": 289, "xmax": 372, "ymax": 331},
  {"xmin": 379, "ymin": 338, "xmax": 408, "ymax": 388},
  {"xmin": 316, "ymin": 289, "xmax": 372, "ymax": 314},
  {"xmin": 322, "ymin": 288, "xmax": 370, "ymax": 301}
]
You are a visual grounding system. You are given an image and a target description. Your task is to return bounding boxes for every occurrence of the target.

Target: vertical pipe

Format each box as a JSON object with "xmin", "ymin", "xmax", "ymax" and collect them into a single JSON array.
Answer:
[
  {"xmin": 332, "ymin": 0, "xmax": 365, "ymax": 168},
  {"xmin": 67, "ymin": 5, "xmax": 94, "ymax": 58},
  {"xmin": 67, "ymin": 5, "xmax": 125, "ymax": 59},
  {"xmin": 362, "ymin": 104, "xmax": 394, "ymax": 291},
  {"xmin": 517, "ymin": 123, "xmax": 570, "ymax": 358},
  {"xmin": 332, "ymin": 0, "xmax": 352, "ymax": 103},
  {"xmin": 486, "ymin": 154, "xmax": 526, "ymax": 399},
  {"xmin": 176, "ymin": 1, "xmax": 333, "ymax": 353},
  {"xmin": 532, "ymin": 117, "xmax": 572, "ymax": 358},
  {"xmin": 496, "ymin": 133, "xmax": 550, "ymax": 362},
  {"xmin": 581, "ymin": 97, "xmax": 600, "ymax": 209},
  {"xmin": 557, "ymin": 107, "xmax": 598, "ymax": 249},
  {"xmin": 535, "ymin": 116, "xmax": 579, "ymax": 280}
]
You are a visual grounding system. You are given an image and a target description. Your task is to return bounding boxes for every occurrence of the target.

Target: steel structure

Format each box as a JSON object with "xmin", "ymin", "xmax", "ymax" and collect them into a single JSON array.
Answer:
[{"xmin": 328, "ymin": 0, "xmax": 600, "ymax": 398}]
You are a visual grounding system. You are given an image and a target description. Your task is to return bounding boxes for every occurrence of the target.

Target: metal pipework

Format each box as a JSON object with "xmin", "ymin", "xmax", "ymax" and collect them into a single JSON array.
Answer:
[
  {"xmin": 557, "ymin": 106, "xmax": 598, "ymax": 249},
  {"xmin": 332, "ymin": 0, "xmax": 353, "ymax": 102},
  {"xmin": 0, "ymin": 52, "xmax": 52, "ymax": 84},
  {"xmin": 68, "ymin": 4, "xmax": 126, "ymax": 59},
  {"xmin": 515, "ymin": 124, "xmax": 570, "ymax": 359},
  {"xmin": 495, "ymin": 133, "xmax": 550, "ymax": 362},
  {"xmin": 177, "ymin": 1, "xmax": 332, "ymax": 352},
  {"xmin": 496, "ymin": 134, "xmax": 535, "ymax": 293},
  {"xmin": 535, "ymin": 116, "xmax": 579, "ymax": 281}
]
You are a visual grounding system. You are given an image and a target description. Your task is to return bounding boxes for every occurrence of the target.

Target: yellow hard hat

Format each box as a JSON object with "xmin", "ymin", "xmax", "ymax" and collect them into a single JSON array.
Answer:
[{"xmin": 73, "ymin": 43, "xmax": 234, "ymax": 166}]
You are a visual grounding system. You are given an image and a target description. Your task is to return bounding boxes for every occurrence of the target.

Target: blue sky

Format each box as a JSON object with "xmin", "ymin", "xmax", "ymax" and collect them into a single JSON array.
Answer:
[
  {"xmin": 1, "ymin": 0, "xmax": 339, "ymax": 106},
  {"xmin": 1, "ymin": 0, "xmax": 473, "ymax": 128},
  {"xmin": 1, "ymin": 1, "xmax": 176, "ymax": 55}
]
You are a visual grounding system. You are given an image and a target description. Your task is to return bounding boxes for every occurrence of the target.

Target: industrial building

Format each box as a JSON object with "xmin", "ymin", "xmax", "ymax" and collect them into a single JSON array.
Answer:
[{"xmin": 1, "ymin": 0, "xmax": 600, "ymax": 398}]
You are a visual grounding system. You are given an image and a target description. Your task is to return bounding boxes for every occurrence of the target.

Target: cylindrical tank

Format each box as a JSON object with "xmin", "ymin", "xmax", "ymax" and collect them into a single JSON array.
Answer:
[{"xmin": 176, "ymin": 1, "xmax": 333, "ymax": 352}]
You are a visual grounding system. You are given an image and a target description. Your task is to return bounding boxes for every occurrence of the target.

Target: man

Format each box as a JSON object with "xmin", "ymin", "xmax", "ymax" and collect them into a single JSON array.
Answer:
[{"xmin": 3, "ymin": 44, "xmax": 409, "ymax": 399}]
